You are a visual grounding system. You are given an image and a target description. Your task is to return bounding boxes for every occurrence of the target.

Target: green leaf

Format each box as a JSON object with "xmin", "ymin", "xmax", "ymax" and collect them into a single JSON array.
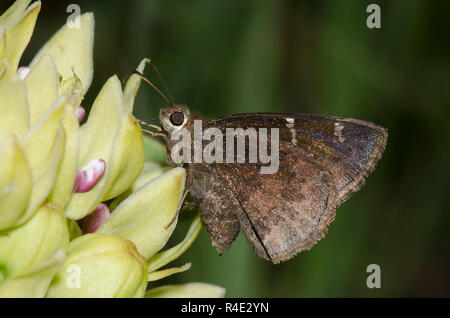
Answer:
[
  {"xmin": 143, "ymin": 135, "xmax": 167, "ymax": 163},
  {"xmin": 142, "ymin": 161, "xmax": 168, "ymax": 174}
]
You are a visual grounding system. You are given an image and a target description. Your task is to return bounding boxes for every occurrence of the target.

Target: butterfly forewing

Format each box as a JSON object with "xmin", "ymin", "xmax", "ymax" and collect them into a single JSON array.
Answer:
[{"xmin": 206, "ymin": 113, "xmax": 388, "ymax": 204}]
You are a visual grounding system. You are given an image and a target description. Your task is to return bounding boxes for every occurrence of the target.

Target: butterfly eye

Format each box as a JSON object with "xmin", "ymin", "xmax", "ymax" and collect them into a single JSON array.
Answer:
[{"xmin": 170, "ymin": 111, "xmax": 184, "ymax": 126}]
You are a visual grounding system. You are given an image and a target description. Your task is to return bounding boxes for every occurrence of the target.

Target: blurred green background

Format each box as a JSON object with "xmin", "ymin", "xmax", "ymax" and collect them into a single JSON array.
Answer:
[{"xmin": 8, "ymin": 0, "xmax": 450, "ymax": 297}]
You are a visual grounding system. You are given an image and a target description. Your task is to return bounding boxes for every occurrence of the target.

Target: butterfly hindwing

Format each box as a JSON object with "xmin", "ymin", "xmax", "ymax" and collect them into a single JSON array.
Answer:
[{"xmin": 213, "ymin": 143, "xmax": 338, "ymax": 263}]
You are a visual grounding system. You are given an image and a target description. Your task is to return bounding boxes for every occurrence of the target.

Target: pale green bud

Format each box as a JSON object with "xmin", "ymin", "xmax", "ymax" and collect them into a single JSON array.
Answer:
[
  {"xmin": 145, "ymin": 283, "xmax": 226, "ymax": 298},
  {"xmin": 0, "ymin": 249, "xmax": 66, "ymax": 298},
  {"xmin": 123, "ymin": 58, "xmax": 150, "ymax": 113},
  {"xmin": 25, "ymin": 54, "xmax": 59, "ymax": 125},
  {"xmin": 0, "ymin": 203, "xmax": 69, "ymax": 278},
  {"xmin": 46, "ymin": 233, "xmax": 147, "ymax": 298},
  {"xmin": 0, "ymin": 1, "xmax": 40, "ymax": 78},
  {"xmin": 0, "ymin": 135, "xmax": 32, "ymax": 230},
  {"xmin": 97, "ymin": 167, "xmax": 186, "ymax": 259},
  {"xmin": 147, "ymin": 213, "xmax": 202, "ymax": 273},
  {"xmin": 108, "ymin": 164, "xmax": 170, "ymax": 211},
  {"xmin": 0, "ymin": 76, "xmax": 29, "ymax": 141},
  {"xmin": 0, "ymin": 1, "xmax": 33, "ymax": 28},
  {"xmin": 19, "ymin": 95, "xmax": 70, "ymax": 225},
  {"xmin": 30, "ymin": 12, "xmax": 94, "ymax": 95},
  {"xmin": 65, "ymin": 77, "xmax": 144, "ymax": 220},
  {"xmin": 49, "ymin": 103, "xmax": 81, "ymax": 207}
]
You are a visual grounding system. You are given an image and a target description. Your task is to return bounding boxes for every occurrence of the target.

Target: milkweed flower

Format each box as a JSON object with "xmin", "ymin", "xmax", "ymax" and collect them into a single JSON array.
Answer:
[{"xmin": 0, "ymin": 0, "xmax": 224, "ymax": 298}]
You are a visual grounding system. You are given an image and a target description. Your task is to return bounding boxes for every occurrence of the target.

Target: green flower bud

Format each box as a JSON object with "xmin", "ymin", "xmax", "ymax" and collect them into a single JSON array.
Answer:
[
  {"xmin": 0, "ymin": 135, "xmax": 32, "ymax": 230},
  {"xmin": 97, "ymin": 167, "xmax": 186, "ymax": 259},
  {"xmin": 103, "ymin": 114, "xmax": 145, "ymax": 200},
  {"xmin": 108, "ymin": 163, "xmax": 170, "ymax": 211},
  {"xmin": 0, "ymin": 76, "xmax": 29, "ymax": 141},
  {"xmin": 25, "ymin": 54, "xmax": 59, "ymax": 125},
  {"xmin": 147, "ymin": 213, "xmax": 202, "ymax": 273},
  {"xmin": 65, "ymin": 76, "xmax": 144, "ymax": 219},
  {"xmin": 145, "ymin": 283, "xmax": 226, "ymax": 298},
  {"xmin": 49, "ymin": 103, "xmax": 81, "ymax": 207},
  {"xmin": 0, "ymin": 249, "xmax": 66, "ymax": 298},
  {"xmin": 0, "ymin": 1, "xmax": 40, "ymax": 78},
  {"xmin": 46, "ymin": 233, "xmax": 147, "ymax": 298},
  {"xmin": 30, "ymin": 12, "xmax": 94, "ymax": 94},
  {"xmin": 123, "ymin": 58, "xmax": 150, "ymax": 113},
  {"xmin": 0, "ymin": 0, "xmax": 224, "ymax": 297},
  {"xmin": 0, "ymin": 1, "xmax": 33, "ymax": 28},
  {"xmin": 19, "ymin": 100, "xmax": 66, "ymax": 225},
  {"xmin": 0, "ymin": 203, "xmax": 69, "ymax": 278}
]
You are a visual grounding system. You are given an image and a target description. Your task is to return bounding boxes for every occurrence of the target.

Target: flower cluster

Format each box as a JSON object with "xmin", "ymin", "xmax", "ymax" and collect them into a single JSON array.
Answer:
[{"xmin": 0, "ymin": 0, "xmax": 224, "ymax": 298}]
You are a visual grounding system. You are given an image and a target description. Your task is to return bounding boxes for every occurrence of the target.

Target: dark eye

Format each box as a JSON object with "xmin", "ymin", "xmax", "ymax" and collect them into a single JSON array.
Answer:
[{"xmin": 170, "ymin": 111, "xmax": 184, "ymax": 126}]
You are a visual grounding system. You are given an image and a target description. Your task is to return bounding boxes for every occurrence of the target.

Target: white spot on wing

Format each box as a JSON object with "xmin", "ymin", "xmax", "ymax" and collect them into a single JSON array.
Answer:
[
  {"xmin": 285, "ymin": 118, "xmax": 297, "ymax": 145},
  {"xmin": 334, "ymin": 122, "xmax": 345, "ymax": 143}
]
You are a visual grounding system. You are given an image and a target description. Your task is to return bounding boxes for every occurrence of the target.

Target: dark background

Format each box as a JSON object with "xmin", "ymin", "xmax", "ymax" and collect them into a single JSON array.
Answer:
[{"xmin": 8, "ymin": 0, "xmax": 450, "ymax": 297}]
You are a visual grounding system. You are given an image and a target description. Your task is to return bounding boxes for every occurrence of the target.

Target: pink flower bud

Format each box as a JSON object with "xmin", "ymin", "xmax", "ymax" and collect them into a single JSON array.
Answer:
[
  {"xmin": 73, "ymin": 158, "xmax": 106, "ymax": 193},
  {"xmin": 17, "ymin": 67, "xmax": 30, "ymax": 80},
  {"xmin": 82, "ymin": 203, "xmax": 110, "ymax": 233},
  {"xmin": 75, "ymin": 106, "xmax": 85, "ymax": 122}
]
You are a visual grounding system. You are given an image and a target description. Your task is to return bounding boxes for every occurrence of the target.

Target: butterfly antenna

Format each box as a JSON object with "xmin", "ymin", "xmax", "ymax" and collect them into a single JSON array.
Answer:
[
  {"xmin": 124, "ymin": 70, "xmax": 171, "ymax": 105},
  {"xmin": 148, "ymin": 61, "xmax": 176, "ymax": 106}
]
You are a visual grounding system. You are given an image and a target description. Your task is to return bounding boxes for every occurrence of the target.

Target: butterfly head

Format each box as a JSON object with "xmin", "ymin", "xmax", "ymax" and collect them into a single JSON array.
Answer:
[{"xmin": 159, "ymin": 104, "xmax": 191, "ymax": 133}]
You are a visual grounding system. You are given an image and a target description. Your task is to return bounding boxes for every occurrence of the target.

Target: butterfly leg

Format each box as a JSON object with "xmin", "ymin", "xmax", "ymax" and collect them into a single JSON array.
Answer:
[{"xmin": 181, "ymin": 198, "xmax": 200, "ymax": 213}]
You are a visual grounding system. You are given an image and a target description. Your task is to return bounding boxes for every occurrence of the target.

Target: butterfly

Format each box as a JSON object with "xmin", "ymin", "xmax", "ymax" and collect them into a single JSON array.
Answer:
[{"xmin": 134, "ymin": 69, "xmax": 388, "ymax": 264}]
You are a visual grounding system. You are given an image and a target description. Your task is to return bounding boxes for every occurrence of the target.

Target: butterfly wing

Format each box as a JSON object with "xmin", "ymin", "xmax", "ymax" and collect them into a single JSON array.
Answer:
[
  {"xmin": 205, "ymin": 113, "xmax": 387, "ymax": 263},
  {"xmin": 209, "ymin": 113, "xmax": 388, "ymax": 203}
]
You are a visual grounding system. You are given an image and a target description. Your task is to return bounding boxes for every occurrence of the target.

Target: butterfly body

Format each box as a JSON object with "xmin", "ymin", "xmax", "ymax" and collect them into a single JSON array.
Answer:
[{"xmin": 158, "ymin": 105, "xmax": 387, "ymax": 264}]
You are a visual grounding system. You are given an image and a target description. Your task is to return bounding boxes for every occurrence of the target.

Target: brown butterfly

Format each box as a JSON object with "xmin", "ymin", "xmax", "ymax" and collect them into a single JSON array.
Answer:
[{"xmin": 135, "ymin": 69, "xmax": 388, "ymax": 264}]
